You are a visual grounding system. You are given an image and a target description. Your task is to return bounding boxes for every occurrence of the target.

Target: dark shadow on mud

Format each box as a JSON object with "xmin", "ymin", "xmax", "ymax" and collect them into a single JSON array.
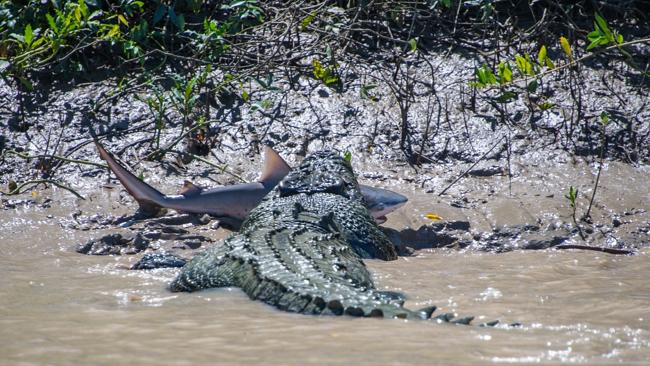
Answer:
[{"xmin": 383, "ymin": 221, "xmax": 637, "ymax": 256}]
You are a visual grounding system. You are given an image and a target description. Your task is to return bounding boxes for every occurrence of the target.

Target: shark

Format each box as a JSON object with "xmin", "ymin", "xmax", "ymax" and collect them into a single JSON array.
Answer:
[{"xmin": 95, "ymin": 141, "xmax": 407, "ymax": 228}]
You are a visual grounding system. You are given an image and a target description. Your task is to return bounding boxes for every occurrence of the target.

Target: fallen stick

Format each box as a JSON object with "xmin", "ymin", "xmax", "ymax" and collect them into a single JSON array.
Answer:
[
  {"xmin": 0, "ymin": 179, "xmax": 85, "ymax": 200},
  {"xmin": 438, "ymin": 136, "xmax": 505, "ymax": 196},
  {"xmin": 553, "ymin": 244, "xmax": 635, "ymax": 255}
]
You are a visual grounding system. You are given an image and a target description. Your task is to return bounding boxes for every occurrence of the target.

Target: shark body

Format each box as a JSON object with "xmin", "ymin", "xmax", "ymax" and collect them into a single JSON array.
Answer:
[{"xmin": 95, "ymin": 142, "xmax": 406, "ymax": 227}]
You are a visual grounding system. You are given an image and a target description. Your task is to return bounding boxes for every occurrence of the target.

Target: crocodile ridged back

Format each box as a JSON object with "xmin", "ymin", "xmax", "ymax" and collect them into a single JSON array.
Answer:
[{"xmin": 170, "ymin": 151, "xmax": 424, "ymax": 318}]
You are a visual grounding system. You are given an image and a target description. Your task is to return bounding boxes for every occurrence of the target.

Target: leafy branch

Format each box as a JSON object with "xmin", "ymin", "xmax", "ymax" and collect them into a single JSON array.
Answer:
[{"xmin": 470, "ymin": 14, "xmax": 649, "ymax": 111}]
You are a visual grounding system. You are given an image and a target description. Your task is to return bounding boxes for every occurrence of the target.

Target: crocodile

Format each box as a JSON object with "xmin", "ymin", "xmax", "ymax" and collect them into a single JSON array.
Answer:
[{"xmin": 170, "ymin": 150, "xmax": 484, "ymax": 324}]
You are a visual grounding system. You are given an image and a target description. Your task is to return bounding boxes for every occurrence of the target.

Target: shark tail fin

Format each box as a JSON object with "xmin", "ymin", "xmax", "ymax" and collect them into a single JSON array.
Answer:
[
  {"xmin": 257, "ymin": 146, "xmax": 291, "ymax": 187},
  {"xmin": 94, "ymin": 140, "xmax": 166, "ymax": 215}
]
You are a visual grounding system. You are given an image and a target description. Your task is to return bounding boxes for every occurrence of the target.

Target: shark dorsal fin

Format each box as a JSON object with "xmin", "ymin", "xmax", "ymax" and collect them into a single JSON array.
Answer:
[
  {"xmin": 258, "ymin": 146, "xmax": 291, "ymax": 185},
  {"xmin": 180, "ymin": 180, "xmax": 203, "ymax": 196}
]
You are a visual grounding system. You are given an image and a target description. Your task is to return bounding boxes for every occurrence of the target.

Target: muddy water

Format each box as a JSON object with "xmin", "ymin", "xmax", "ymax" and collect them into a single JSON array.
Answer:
[{"xmin": 2, "ymin": 158, "xmax": 650, "ymax": 365}]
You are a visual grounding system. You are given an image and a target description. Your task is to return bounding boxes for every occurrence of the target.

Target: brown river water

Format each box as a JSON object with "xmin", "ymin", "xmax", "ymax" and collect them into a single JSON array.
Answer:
[{"xmin": 1, "ymin": 160, "xmax": 649, "ymax": 365}]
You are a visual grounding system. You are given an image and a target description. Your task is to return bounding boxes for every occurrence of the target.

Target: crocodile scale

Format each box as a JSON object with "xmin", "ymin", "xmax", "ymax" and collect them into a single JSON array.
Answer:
[{"xmin": 170, "ymin": 151, "xmax": 480, "ymax": 323}]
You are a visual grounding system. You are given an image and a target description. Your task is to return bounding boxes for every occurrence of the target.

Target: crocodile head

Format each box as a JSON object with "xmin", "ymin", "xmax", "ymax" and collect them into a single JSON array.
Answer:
[{"xmin": 278, "ymin": 151, "xmax": 362, "ymax": 202}]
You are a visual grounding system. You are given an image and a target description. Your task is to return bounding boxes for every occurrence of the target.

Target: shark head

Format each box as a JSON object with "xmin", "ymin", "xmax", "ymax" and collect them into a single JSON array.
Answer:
[{"xmin": 359, "ymin": 185, "xmax": 408, "ymax": 224}]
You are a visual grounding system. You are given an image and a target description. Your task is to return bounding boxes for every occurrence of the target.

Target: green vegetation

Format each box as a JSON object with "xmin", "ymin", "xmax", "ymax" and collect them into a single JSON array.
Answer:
[
  {"xmin": 564, "ymin": 111, "xmax": 611, "ymax": 240},
  {"xmin": 0, "ymin": 0, "xmax": 264, "ymax": 78},
  {"xmin": 469, "ymin": 14, "xmax": 646, "ymax": 112},
  {"xmin": 565, "ymin": 185, "xmax": 585, "ymax": 240},
  {"xmin": 343, "ymin": 151, "xmax": 352, "ymax": 163}
]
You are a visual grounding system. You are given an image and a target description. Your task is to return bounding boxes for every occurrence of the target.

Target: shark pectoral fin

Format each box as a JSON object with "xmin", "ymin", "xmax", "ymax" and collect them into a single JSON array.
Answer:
[
  {"xmin": 258, "ymin": 146, "xmax": 291, "ymax": 186},
  {"xmin": 179, "ymin": 180, "xmax": 203, "ymax": 196}
]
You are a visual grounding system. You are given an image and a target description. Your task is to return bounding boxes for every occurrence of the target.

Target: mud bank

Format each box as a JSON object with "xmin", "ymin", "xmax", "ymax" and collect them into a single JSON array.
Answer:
[
  {"xmin": 2, "ymin": 42, "xmax": 649, "ymax": 252},
  {"xmin": 2, "ymin": 149, "xmax": 647, "ymax": 263}
]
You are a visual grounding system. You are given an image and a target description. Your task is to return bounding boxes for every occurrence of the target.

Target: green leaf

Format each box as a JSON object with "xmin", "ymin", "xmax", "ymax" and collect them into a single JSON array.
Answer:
[
  {"xmin": 537, "ymin": 45, "xmax": 555, "ymax": 69},
  {"xmin": 204, "ymin": 18, "xmax": 215, "ymax": 32},
  {"xmin": 594, "ymin": 14, "xmax": 613, "ymax": 41},
  {"xmin": 560, "ymin": 36, "xmax": 572, "ymax": 60},
  {"xmin": 312, "ymin": 58, "xmax": 339, "ymax": 87},
  {"xmin": 476, "ymin": 64, "xmax": 496, "ymax": 86},
  {"xmin": 24, "ymin": 24, "xmax": 33, "ymax": 46},
  {"xmin": 515, "ymin": 55, "xmax": 525, "ymax": 74},
  {"xmin": 600, "ymin": 111, "xmax": 610, "ymax": 125},
  {"xmin": 408, "ymin": 38, "xmax": 417, "ymax": 52},
  {"xmin": 312, "ymin": 59, "xmax": 324, "ymax": 79},
  {"xmin": 261, "ymin": 99, "xmax": 272, "ymax": 109},
  {"xmin": 527, "ymin": 79, "xmax": 538, "ymax": 93},
  {"xmin": 586, "ymin": 37, "xmax": 603, "ymax": 51},
  {"xmin": 74, "ymin": 6, "xmax": 82, "ymax": 24},
  {"xmin": 118, "ymin": 14, "xmax": 128, "ymax": 27},
  {"xmin": 185, "ymin": 80, "xmax": 195, "ymax": 101},
  {"xmin": 497, "ymin": 61, "xmax": 512, "ymax": 84},
  {"xmin": 153, "ymin": 5, "xmax": 167, "ymax": 25},
  {"xmin": 324, "ymin": 75, "xmax": 339, "ymax": 86},
  {"xmin": 251, "ymin": 99, "xmax": 273, "ymax": 111},
  {"xmin": 45, "ymin": 14, "xmax": 58, "ymax": 34},
  {"xmin": 545, "ymin": 57, "xmax": 555, "ymax": 69},
  {"xmin": 360, "ymin": 84, "xmax": 377, "ymax": 100},
  {"xmin": 525, "ymin": 54, "xmax": 535, "ymax": 75},
  {"xmin": 537, "ymin": 45, "xmax": 547, "ymax": 66},
  {"xmin": 565, "ymin": 186, "xmax": 578, "ymax": 208},
  {"xmin": 105, "ymin": 24, "xmax": 120, "ymax": 38},
  {"xmin": 300, "ymin": 12, "xmax": 315, "ymax": 31},
  {"xmin": 78, "ymin": 0, "xmax": 88, "ymax": 19},
  {"xmin": 587, "ymin": 29, "xmax": 601, "ymax": 42},
  {"xmin": 482, "ymin": 75, "xmax": 491, "ymax": 86},
  {"xmin": 515, "ymin": 54, "xmax": 533, "ymax": 76},
  {"xmin": 168, "ymin": 8, "xmax": 185, "ymax": 30},
  {"xmin": 616, "ymin": 33, "xmax": 624, "ymax": 44},
  {"xmin": 343, "ymin": 151, "xmax": 352, "ymax": 163},
  {"xmin": 538, "ymin": 101, "xmax": 555, "ymax": 110},
  {"xmin": 241, "ymin": 90, "xmax": 249, "ymax": 102}
]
